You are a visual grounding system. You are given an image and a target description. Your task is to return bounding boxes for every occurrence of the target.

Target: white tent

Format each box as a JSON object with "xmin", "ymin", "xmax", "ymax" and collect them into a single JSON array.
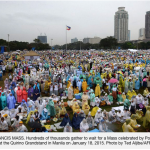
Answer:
[{"xmin": 128, "ymin": 49, "xmax": 138, "ymax": 52}]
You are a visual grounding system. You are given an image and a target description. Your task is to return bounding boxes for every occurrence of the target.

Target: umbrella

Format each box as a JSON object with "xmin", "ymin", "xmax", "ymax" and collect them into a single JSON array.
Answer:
[
  {"xmin": 108, "ymin": 78, "xmax": 118, "ymax": 83},
  {"xmin": 28, "ymin": 121, "xmax": 42, "ymax": 129}
]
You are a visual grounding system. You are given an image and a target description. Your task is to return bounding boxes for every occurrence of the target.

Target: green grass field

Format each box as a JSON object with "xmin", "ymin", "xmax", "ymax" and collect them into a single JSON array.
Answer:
[{"xmin": 1, "ymin": 72, "xmax": 150, "ymax": 132}]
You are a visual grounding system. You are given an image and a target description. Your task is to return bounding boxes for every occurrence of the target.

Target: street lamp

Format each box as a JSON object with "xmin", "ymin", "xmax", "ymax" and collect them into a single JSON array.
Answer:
[{"xmin": 51, "ymin": 39, "xmax": 53, "ymax": 49}]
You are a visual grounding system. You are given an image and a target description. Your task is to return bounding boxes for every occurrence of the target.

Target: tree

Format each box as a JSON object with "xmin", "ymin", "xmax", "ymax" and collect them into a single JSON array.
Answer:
[{"xmin": 100, "ymin": 37, "xmax": 118, "ymax": 49}]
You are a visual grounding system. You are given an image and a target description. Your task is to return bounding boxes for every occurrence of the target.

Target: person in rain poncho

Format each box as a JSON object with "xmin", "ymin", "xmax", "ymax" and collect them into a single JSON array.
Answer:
[
  {"xmin": 72, "ymin": 112, "xmax": 83, "ymax": 130},
  {"xmin": 16, "ymin": 121, "xmax": 28, "ymax": 132},
  {"xmin": 112, "ymin": 84, "xmax": 117, "ymax": 100},
  {"xmin": 143, "ymin": 88, "xmax": 150, "ymax": 97},
  {"xmin": 117, "ymin": 92, "xmax": 123, "ymax": 104},
  {"xmin": 0, "ymin": 92, "xmax": 7, "ymax": 110},
  {"xmin": 134, "ymin": 78, "xmax": 140, "ymax": 91},
  {"xmin": 95, "ymin": 84, "xmax": 101, "ymax": 97},
  {"xmin": 87, "ymin": 76, "xmax": 93, "ymax": 88},
  {"xmin": 95, "ymin": 97, "xmax": 100, "ymax": 107},
  {"xmin": 86, "ymin": 112, "xmax": 94, "ymax": 128},
  {"xmin": 82, "ymin": 102, "xmax": 90, "ymax": 116},
  {"xmin": 26, "ymin": 111, "xmax": 35, "ymax": 124},
  {"xmin": 16, "ymin": 87, "xmax": 22, "ymax": 103},
  {"xmin": 122, "ymin": 119, "xmax": 135, "ymax": 132},
  {"xmin": 122, "ymin": 92, "xmax": 126, "ymax": 102},
  {"xmin": 11, "ymin": 115, "xmax": 21, "ymax": 130},
  {"xmin": 99, "ymin": 119, "xmax": 113, "ymax": 132},
  {"xmin": 130, "ymin": 96, "xmax": 136, "ymax": 115},
  {"xmin": 124, "ymin": 78, "xmax": 129, "ymax": 93},
  {"xmin": 40, "ymin": 107, "xmax": 50, "ymax": 120},
  {"xmin": 77, "ymin": 79, "xmax": 82, "ymax": 92},
  {"xmin": 64, "ymin": 122, "xmax": 73, "ymax": 132},
  {"xmin": 78, "ymin": 110, "xmax": 86, "ymax": 120},
  {"xmin": 22, "ymin": 87, "xmax": 28, "ymax": 102},
  {"xmin": 0, "ymin": 117, "xmax": 8, "ymax": 131},
  {"xmin": 60, "ymin": 113, "xmax": 72, "ymax": 127},
  {"xmin": 1, "ymin": 107, "xmax": 10, "ymax": 116},
  {"xmin": 109, "ymin": 109, "xmax": 116, "ymax": 123},
  {"xmin": 108, "ymin": 93, "xmax": 113, "ymax": 104},
  {"xmin": 135, "ymin": 94, "xmax": 144, "ymax": 110},
  {"xmin": 81, "ymin": 92, "xmax": 88, "ymax": 106},
  {"xmin": 90, "ymin": 90, "xmax": 95, "ymax": 107},
  {"xmin": 35, "ymin": 98, "xmax": 45, "ymax": 117},
  {"xmin": 143, "ymin": 106, "xmax": 150, "ymax": 129},
  {"xmin": 46, "ymin": 99, "xmax": 56, "ymax": 117},
  {"xmin": 129, "ymin": 114, "xmax": 140, "ymax": 130},
  {"xmin": 82, "ymin": 79, "xmax": 87, "ymax": 92},
  {"xmin": 7, "ymin": 92, "xmax": 16, "ymax": 109},
  {"xmin": 94, "ymin": 108, "xmax": 103, "ymax": 124},
  {"xmin": 124, "ymin": 95, "xmax": 130, "ymax": 111},
  {"xmin": 80, "ymin": 119, "xmax": 89, "ymax": 132},
  {"xmin": 27, "ymin": 98, "xmax": 35, "ymax": 114},
  {"xmin": 9, "ymin": 108, "xmax": 17, "ymax": 119},
  {"xmin": 116, "ymin": 110, "xmax": 124, "ymax": 123},
  {"xmin": 33, "ymin": 86, "xmax": 40, "ymax": 101},
  {"xmin": 68, "ymin": 84, "xmax": 73, "ymax": 100},
  {"xmin": 128, "ymin": 78, "xmax": 133, "ymax": 91}
]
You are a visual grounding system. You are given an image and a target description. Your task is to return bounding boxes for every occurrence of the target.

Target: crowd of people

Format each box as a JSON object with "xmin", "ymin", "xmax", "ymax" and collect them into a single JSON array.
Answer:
[{"xmin": 0, "ymin": 50, "xmax": 150, "ymax": 132}]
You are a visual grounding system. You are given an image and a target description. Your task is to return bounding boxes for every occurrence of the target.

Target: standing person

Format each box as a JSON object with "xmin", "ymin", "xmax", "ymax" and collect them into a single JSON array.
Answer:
[
  {"xmin": 58, "ymin": 80, "xmax": 63, "ymax": 95},
  {"xmin": 0, "ymin": 92, "xmax": 7, "ymax": 110},
  {"xmin": 28, "ymin": 85, "xmax": 34, "ymax": 100},
  {"xmin": 2, "ymin": 64, "xmax": 6, "ymax": 76},
  {"xmin": 54, "ymin": 82, "xmax": 58, "ymax": 96},
  {"xmin": 50, "ymin": 83, "xmax": 54, "ymax": 96},
  {"xmin": 7, "ymin": 92, "xmax": 16, "ymax": 109},
  {"xmin": 95, "ymin": 84, "xmax": 101, "ymax": 97},
  {"xmin": 68, "ymin": 85, "xmax": 73, "ymax": 100},
  {"xmin": 16, "ymin": 87, "xmax": 23, "ymax": 103},
  {"xmin": 22, "ymin": 87, "xmax": 28, "ymax": 102},
  {"xmin": 33, "ymin": 86, "xmax": 40, "ymax": 101},
  {"xmin": 102, "ymin": 77, "xmax": 106, "ymax": 90}
]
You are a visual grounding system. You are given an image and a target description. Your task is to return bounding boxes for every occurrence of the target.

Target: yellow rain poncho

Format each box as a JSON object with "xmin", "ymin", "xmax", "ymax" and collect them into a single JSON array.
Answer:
[
  {"xmin": 143, "ymin": 106, "xmax": 150, "ymax": 128},
  {"xmin": 82, "ymin": 103, "xmax": 90, "ymax": 115},
  {"xmin": 122, "ymin": 119, "xmax": 135, "ymax": 132},
  {"xmin": 143, "ymin": 88, "xmax": 150, "ymax": 97},
  {"xmin": 129, "ymin": 114, "xmax": 139, "ymax": 129},
  {"xmin": 67, "ymin": 80, "xmax": 71, "ymax": 88},
  {"xmin": 74, "ymin": 87, "xmax": 79, "ymax": 94},
  {"xmin": 44, "ymin": 81, "xmax": 49, "ymax": 92},
  {"xmin": 91, "ymin": 107, "xmax": 99, "ymax": 117},
  {"xmin": 136, "ymin": 110, "xmax": 143, "ymax": 121},
  {"xmin": 95, "ymin": 84, "xmax": 101, "ymax": 97},
  {"xmin": 131, "ymin": 90, "xmax": 137, "ymax": 96},
  {"xmin": 82, "ymin": 80, "xmax": 87, "ymax": 92},
  {"xmin": 122, "ymin": 93, "xmax": 126, "ymax": 102},
  {"xmin": 72, "ymin": 102, "xmax": 81, "ymax": 114},
  {"xmin": 127, "ymin": 90, "xmax": 132, "ymax": 100},
  {"xmin": 118, "ymin": 85, "xmax": 122, "ymax": 93},
  {"xmin": 26, "ymin": 111, "xmax": 34, "ymax": 124}
]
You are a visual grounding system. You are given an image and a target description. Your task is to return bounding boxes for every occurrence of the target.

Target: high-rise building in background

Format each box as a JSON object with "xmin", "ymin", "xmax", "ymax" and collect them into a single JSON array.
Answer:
[
  {"xmin": 128, "ymin": 30, "xmax": 130, "ymax": 41},
  {"xmin": 71, "ymin": 38, "xmax": 78, "ymax": 43},
  {"xmin": 139, "ymin": 28, "xmax": 145, "ymax": 40},
  {"xmin": 114, "ymin": 7, "xmax": 128, "ymax": 42},
  {"xmin": 83, "ymin": 37, "xmax": 101, "ymax": 44},
  {"xmin": 37, "ymin": 36, "xmax": 47, "ymax": 44},
  {"xmin": 145, "ymin": 11, "xmax": 150, "ymax": 39}
]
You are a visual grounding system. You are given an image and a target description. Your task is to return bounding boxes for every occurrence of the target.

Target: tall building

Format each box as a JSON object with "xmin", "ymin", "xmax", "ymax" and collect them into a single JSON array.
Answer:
[
  {"xmin": 37, "ymin": 36, "xmax": 47, "ymax": 44},
  {"xmin": 71, "ymin": 37, "xmax": 78, "ymax": 43},
  {"xmin": 83, "ymin": 37, "xmax": 101, "ymax": 44},
  {"xmin": 139, "ymin": 28, "xmax": 145, "ymax": 40},
  {"xmin": 145, "ymin": 11, "xmax": 150, "ymax": 39},
  {"xmin": 114, "ymin": 7, "xmax": 128, "ymax": 42},
  {"xmin": 128, "ymin": 30, "xmax": 130, "ymax": 41}
]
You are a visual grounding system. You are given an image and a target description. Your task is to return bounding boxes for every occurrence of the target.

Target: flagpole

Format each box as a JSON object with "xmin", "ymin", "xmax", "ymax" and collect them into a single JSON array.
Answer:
[{"xmin": 66, "ymin": 25, "xmax": 67, "ymax": 52}]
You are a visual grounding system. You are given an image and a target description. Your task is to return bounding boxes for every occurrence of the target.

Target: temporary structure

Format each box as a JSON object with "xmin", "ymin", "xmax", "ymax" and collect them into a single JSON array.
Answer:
[{"xmin": 24, "ymin": 51, "xmax": 40, "ymax": 60}]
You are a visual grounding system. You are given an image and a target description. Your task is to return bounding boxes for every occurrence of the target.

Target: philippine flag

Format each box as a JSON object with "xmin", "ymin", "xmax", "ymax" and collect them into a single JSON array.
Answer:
[{"xmin": 66, "ymin": 26, "xmax": 71, "ymax": 30}]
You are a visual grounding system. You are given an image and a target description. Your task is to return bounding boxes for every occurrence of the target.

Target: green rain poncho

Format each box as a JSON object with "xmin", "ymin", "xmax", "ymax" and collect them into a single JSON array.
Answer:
[
  {"xmin": 108, "ymin": 94, "xmax": 113, "ymax": 103},
  {"xmin": 90, "ymin": 91, "xmax": 95, "ymax": 102},
  {"xmin": 46, "ymin": 99, "xmax": 56, "ymax": 117},
  {"xmin": 117, "ymin": 94, "xmax": 123, "ymax": 102},
  {"xmin": 94, "ymin": 77, "xmax": 102, "ymax": 88},
  {"xmin": 124, "ymin": 98, "xmax": 130, "ymax": 110}
]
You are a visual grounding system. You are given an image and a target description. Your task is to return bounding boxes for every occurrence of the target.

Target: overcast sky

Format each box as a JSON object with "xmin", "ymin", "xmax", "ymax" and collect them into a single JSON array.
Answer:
[{"xmin": 0, "ymin": 1, "xmax": 150, "ymax": 45}]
